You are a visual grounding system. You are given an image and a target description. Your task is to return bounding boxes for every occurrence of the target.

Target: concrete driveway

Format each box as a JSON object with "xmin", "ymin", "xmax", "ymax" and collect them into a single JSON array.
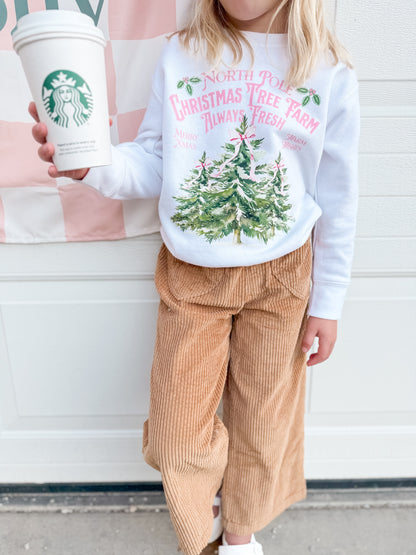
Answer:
[{"xmin": 0, "ymin": 487, "xmax": 415, "ymax": 554}]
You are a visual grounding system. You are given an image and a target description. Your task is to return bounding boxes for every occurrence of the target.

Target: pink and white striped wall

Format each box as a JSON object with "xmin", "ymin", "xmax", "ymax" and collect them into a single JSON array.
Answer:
[{"xmin": 0, "ymin": 0, "xmax": 190, "ymax": 243}]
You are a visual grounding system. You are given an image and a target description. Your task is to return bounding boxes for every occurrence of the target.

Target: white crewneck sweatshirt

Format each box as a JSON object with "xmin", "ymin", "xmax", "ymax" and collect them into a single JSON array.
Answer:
[{"xmin": 81, "ymin": 31, "xmax": 360, "ymax": 320}]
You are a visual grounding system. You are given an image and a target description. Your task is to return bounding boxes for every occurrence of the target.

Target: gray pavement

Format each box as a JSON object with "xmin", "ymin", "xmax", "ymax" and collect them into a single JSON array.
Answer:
[{"xmin": 0, "ymin": 488, "xmax": 415, "ymax": 555}]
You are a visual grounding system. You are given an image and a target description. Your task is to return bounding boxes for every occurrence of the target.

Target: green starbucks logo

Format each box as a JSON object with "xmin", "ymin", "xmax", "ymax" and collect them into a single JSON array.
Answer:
[{"xmin": 42, "ymin": 70, "xmax": 94, "ymax": 128}]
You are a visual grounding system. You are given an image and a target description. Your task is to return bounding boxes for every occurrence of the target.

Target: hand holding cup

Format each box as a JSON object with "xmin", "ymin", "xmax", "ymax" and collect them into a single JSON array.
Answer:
[{"xmin": 29, "ymin": 101, "xmax": 112, "ymax": 180}]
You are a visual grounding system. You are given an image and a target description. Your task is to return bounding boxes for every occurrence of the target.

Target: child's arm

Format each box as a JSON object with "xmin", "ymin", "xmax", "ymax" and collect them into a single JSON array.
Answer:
[
  {"xmin": 79, "ymin": 85, "xmax": 163, "ymax": 200},
  {"xmin": 308, "ymin": 67, "xmax": 361, "ymax": 321},
  {"xmin": 300, "ymin": 67, "xmax": 360, "ymax": 366},
  {"xmin": 29, "ymin": 85, "xmax": 162, "ymax": 197}
]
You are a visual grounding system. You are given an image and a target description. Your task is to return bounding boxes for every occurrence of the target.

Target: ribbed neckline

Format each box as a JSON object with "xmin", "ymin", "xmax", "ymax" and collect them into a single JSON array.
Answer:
[{"xmin": 241, "ymin": 30, "xmax": 288, "ymax": 46}]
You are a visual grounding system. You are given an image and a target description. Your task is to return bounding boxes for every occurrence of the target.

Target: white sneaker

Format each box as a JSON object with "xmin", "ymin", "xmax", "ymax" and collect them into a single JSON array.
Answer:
[
  {"xmin": 219, "ymin": 532, "xmax": 264, "ymax": 554},
  {"xmin": 209, "ymin": 489, "xmax": 223, "ymax": 543}
]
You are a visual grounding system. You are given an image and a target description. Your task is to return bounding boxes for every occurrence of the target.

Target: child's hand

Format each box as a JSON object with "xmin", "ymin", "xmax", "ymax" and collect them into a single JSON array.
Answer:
[
  {"xmin": 301, "ymin": 316, "xmax": 337, "ymax": 366},
  {"xmin": 29, "ymin": 101, "xmax": 112, "ymax": 180}
]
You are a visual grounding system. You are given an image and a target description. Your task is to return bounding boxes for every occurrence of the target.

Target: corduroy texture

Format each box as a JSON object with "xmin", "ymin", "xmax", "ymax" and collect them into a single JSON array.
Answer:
[{"xmin": 142, "ymin": 235, "xmax": 312, "ymax": 555}]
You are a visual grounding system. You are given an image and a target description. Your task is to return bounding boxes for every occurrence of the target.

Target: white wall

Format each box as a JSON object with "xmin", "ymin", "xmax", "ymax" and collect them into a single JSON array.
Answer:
[{"xmin": 302, "ymin": 0, "xmax": 416, "ymax": 478}]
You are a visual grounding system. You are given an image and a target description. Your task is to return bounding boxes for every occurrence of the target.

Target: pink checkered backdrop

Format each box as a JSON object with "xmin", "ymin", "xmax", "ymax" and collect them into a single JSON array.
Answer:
[{"xmin": 0, "ymin": 0, "xmax": 191, "ymax": 243}]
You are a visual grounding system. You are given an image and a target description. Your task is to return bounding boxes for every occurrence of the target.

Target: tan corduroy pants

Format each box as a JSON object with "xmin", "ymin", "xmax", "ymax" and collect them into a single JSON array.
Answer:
[{"xmin": 142, "ymin": 234, "xmax": 312, "ymax": 555}]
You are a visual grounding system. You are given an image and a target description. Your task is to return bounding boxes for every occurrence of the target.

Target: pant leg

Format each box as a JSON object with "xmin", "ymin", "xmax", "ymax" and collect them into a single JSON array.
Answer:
[
  {"xmin": 142, "ymin": 244, "xmax": 232, "ymax": 555},
  {"xmin": 221, "ymin": 236, "xmax": 312, "ymax": 535}
]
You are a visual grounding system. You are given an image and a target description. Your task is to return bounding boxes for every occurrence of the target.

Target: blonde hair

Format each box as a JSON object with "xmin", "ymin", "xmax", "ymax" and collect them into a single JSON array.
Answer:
[{"xmin": 174, "ymin": 0, "xmax": 354, "ymax": 89}]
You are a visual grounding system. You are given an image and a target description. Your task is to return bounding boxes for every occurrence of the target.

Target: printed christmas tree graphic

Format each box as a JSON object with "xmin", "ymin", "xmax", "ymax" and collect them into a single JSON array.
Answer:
[
  {"xmin": 171, "ymin": 115, "xmax": 294, "ymax": 245},
  {"xmin": 257, "ymin": 152, "xmax": 293, "ymax": 238},
  {"xmin": 171, "ymin": 151, "xmax": 214, "ymax": 231}
]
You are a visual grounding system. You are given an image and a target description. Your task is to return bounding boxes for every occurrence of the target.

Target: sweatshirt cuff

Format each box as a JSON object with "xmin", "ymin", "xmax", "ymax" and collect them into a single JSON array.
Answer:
[
  {"xmin": 79, "ymin": 145, "xmax": 125, "ymax": 198},
  {"xmin": 307, "ymin": 281, "xmax": 349, "ymax": 320}
]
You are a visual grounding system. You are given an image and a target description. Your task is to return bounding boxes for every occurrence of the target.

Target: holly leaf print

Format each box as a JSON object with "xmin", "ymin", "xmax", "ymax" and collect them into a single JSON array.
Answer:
[
  {"xmin": 313, "ymin": 94, "xmax": 321, "ymax": 105},
  {"xmin": 297, "ymin": 87, "xmax": 308, "ymax": 94},
  {"xmin": 186, "ymin": 84, "xmax": 193, "ymax": 95},
  {"xmin": 177, "ymin": 80, "xmax": 185, "ymax": 89},
  {"xmin": 302, "ymin": 96, "xmax": 310, "ymax": 106},
  {"xmin": 190, "ymin": 77, "xmax": 201, "ymax": 84}
]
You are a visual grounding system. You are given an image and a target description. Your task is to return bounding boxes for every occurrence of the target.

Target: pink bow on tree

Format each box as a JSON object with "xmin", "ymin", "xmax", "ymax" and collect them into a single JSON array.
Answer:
[
  {"xmin": 270, "ymin": 161, "xmax": 286, "ymax": 193},
  {"xmin": 213, "ymin": 125, "xmax": 258, "ymax": 182},
  {"xmin": 195, "ymin": 160, "xmax": 212, "ymax": 172},
  {"xmin": 184, "ymin": 158, "xmax": 213, "ymax": 189}
]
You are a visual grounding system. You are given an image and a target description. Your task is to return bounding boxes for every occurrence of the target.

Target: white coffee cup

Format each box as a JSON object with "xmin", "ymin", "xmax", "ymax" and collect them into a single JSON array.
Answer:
[{"xmin": 12, "ymin": 9, "xmax": 112, "ymax": 172}]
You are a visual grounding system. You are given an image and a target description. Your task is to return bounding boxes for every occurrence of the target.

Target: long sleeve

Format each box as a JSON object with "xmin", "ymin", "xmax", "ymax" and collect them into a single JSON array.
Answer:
[
  {"xmin": 308, "ymin": 72, "xmax": 361, "ymax": 320},
  {"xmin": 80, "ymin": 82, "xmax": 163, "ymax": 200}
]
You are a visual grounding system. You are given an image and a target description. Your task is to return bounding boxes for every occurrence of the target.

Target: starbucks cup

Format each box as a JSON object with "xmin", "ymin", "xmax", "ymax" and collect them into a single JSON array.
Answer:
[{"xmin": 12, "ymin": 9, "xmax": 112, "ymax": 171}]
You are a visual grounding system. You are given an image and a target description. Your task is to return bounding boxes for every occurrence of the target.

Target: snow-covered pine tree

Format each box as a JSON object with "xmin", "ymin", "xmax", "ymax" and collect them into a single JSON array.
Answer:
[
  {"xmin": 171, "ymin": 151, "xmax": 213, "ymax": 231},
  {"xmin": 196, "ymin": 115, "xmax": 272, "ymax": 245},
  {"xmin": 256, "ymin": 151, "xmax": 294, "ymax": 240}
]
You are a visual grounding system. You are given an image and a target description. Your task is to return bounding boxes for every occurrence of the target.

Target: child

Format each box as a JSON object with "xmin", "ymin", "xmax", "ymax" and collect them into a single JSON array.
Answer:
[{"xmin": 30, "ymin": 0, "xmax": 360, "ymax": 553}]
